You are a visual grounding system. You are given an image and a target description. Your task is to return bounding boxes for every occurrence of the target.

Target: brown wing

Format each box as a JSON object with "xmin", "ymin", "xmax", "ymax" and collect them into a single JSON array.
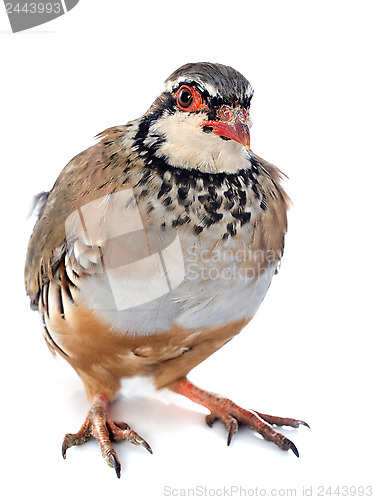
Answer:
[
  {"xmin": 24, "ymin": 125, "xmax": 133, "ymax": 309},
  {"xmin": 250, "ymin": 152, "xmax": 290, "ymax": 263}
]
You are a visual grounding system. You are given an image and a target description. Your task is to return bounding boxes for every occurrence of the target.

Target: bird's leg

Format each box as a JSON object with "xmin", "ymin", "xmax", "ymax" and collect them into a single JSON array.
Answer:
[
  {"xmin": 62, "ymin": 393, "xmax": 152, "ymax": 478},
  {"xmin": 171, "ymin": 378, "xmax": 308, "ymax": 456}
]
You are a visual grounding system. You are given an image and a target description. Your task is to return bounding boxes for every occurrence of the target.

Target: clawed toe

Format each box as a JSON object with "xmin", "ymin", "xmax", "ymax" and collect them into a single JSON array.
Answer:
[
  {"xmin": 62, "ymin": 393, "xmax": 152, "ymax": 478},
  {"xmin": 282, "ymin": 438, "xmax": 299, "ymax": 457},
  {"xmin": 108, "ymin": 452, "xmax": 121, "ymax": 478},
  {"xmin": 62, "ymin": 432, "xmax": 89, "ymax": 459},
  {"xmin": 207, "ymin": 406, "xmax": 305, "ymax": 456},
  {"xmin": 298, "ymin": 420, "xmax": 310, "ymax": 428},
  {"xmin": 107, "ymin": 421, "xmax": 153, "ymax": 454},
  {"xmin": 174, "ymin": 379, "xmax": 308, "ymax": 457},
  {"xmin": 255, "ymin": 411, "xmax": 310, "ymax": 429},
  {"xmin": 226, "ymin": 418, "xmax": 239, "ymax": 446},
  {"xmin": 206, "ymin": 409, "xmax": 239, "ymax": 446}
]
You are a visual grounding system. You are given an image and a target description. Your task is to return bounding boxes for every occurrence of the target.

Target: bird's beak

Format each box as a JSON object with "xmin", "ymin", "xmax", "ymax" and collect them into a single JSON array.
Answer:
[{"xmin": 201, "ymin": 106, "xmax": 251, "ymax": 149}]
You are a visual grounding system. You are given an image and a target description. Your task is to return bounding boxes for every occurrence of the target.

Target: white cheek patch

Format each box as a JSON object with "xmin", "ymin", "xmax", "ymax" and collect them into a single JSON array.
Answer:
[{"xmin": 148, "ymin": 113, "xmax": 250, "ymax": 173}]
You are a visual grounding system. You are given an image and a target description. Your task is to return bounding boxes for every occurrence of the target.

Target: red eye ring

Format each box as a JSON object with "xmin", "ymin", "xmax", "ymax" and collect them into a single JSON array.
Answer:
[{"xmin": 175, "ymin": 85, "xmax": 205, "ymax": 112}]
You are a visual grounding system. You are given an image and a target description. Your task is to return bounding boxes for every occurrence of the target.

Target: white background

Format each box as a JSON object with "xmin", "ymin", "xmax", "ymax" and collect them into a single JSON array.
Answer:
[{"xmin": 1, "ymin": 1, "xmax": 373, "ymax": 498}]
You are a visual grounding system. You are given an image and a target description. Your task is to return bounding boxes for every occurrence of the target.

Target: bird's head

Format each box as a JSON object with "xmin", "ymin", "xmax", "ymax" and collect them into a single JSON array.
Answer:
[{"xmin": 135, "ymin": 62, "xmax": 254, "ymax": 173}]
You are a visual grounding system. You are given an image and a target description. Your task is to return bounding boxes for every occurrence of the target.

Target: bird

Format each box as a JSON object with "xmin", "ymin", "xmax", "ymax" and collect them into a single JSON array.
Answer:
[{"xmin": 25, "ymin": 62, "xmax": 308, "ymax": 478}]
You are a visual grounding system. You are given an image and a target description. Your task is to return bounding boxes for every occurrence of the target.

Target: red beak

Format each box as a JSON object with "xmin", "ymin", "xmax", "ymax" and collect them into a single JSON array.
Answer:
[{"xmin": 202, "ymin": 107, "xmax": 250, "ymax": 149}]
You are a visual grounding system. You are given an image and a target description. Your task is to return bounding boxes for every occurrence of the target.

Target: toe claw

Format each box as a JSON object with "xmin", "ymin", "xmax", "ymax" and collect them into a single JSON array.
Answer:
[
  {"xmin": 127, "ymin": 430, "xmax": 153, "ymax": 454},
  {"xmin": 298, "ymin": 420, "xmax": 310, "ymax": 428},
  {"xmin": 284, "ymin": 438, "xmax": 299, "ymax": 458},
  {"xmin": 109, "ymin": 453, "xmax": 121, "ymax": 478},
  {"xmin": 141, "ymin": 439, "xmax": 153, "ymax": 454},
  {"xmin": 134, "ymin": 434, "xmax": 153, "ymax": 454},
  {"xmin": 226, "ymin": 419, "xmax": 239, "ymax": 446},
  {"xmin": 62, "ymin": 433, "xmax": 77, "ymax": 459}
]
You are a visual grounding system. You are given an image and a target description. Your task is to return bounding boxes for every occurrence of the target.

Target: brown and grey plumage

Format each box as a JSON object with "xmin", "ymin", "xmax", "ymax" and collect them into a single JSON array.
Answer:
[{"xmin": 25, "ymin": 62, "xmax": 307, "ymax": 478}]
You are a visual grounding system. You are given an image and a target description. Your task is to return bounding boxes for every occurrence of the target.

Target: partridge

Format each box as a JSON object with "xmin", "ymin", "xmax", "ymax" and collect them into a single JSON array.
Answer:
[{"xmin": 25, "ymin": 62, "xmax": 308, "ymax": 478}]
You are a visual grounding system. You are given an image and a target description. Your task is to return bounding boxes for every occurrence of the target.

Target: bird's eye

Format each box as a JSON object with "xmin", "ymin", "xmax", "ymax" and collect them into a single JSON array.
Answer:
[
  {"xmin": 175, "ymin": 85, "xmax": 206, "ymax": 112},
  {"xmin": 178, "ymin": 87, "xmax": 193, "ymax": 108}
]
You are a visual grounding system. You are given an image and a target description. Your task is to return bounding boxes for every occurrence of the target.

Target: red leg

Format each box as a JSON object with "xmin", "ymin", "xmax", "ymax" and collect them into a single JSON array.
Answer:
[
  {"xmin": 172, "ymin": 379, "xmax": 308, "ymax": 456},
  {"xmin": 62, "ymin": 393, "xmax": 152, "ymax": 478}
]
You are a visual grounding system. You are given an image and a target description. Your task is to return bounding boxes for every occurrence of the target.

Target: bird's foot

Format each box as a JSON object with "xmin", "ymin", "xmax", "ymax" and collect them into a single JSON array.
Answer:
[
  {"xmin": 62, "ymin": 393, "xmax": 152, "ymax": 478},
  {"xmin": 172, "ymin": 379, "xmax": 308, "ymax": 456}
]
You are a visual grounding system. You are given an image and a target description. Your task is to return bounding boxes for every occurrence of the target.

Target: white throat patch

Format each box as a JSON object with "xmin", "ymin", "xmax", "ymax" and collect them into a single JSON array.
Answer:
[{"xmin": 145, "ymin": 112, "xmax": 251, "ymax": 174}]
